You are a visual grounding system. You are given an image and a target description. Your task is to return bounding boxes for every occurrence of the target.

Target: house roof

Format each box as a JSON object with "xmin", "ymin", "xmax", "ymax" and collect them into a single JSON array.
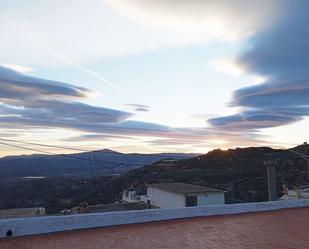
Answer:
[
  {"xmin": 148, "ymin": 182, "xmax": 223, "ymax": 195},
  {"xmin": 1, "ymin": 208, "xmax": 308, "ymax": 249}
]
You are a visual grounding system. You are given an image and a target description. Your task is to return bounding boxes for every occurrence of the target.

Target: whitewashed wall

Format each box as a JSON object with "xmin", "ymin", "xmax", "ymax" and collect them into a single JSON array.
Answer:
[
  {"xmin": 148, "ymin": 187, "xmax": 185, "ymax": 208},
  {"xmin": 197, "ymin": 193, "xmax": 225, "ymax": 206},
  {"xmin": 1, "ymin": 200, "xmax": 309, "ymax": 238}
]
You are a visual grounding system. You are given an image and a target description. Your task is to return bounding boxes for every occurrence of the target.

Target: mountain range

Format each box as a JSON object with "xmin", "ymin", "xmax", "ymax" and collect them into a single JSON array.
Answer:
[
  {"xmin": 0, "ymin": 149, "xmax": 197, "ymax": 181},
  {"xmin": 0, "ymin": 144, "xmax": 308, "ymax": 213}
]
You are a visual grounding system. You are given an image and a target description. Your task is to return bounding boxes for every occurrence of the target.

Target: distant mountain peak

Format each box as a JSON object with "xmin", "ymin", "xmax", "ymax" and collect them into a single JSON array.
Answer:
[{"xmin": 94, "ymin": 148, "xmax": 120, "ymax": 154}]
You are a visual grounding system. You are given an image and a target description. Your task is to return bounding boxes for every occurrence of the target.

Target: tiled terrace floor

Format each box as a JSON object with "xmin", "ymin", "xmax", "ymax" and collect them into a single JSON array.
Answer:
[{"xmin": 1, "ymin": 208, "xmax": 309, "ymax": 249}]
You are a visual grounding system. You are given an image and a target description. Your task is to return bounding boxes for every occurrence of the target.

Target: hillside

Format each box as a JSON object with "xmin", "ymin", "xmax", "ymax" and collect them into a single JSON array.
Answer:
[
  {"xmin": 0, "ymin": 149, "xmax": 196, "ymax": 180},
  {"xmin": 111, "ymin": 144, "xmax": 309, "ymax": 203},
  {"xmin": 0, "ymin": 144, "xmax": 308, "ymax": 213}
]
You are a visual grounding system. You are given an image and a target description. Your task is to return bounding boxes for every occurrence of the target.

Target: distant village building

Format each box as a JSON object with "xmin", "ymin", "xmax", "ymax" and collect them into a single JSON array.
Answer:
[
  {"xmin": 0, "ymin": 207, "xmax": 45, "ymax": 219},
  {"xmin": 121, "ymin": 183, "xmax": 225, "ymax": 208},
  {"xmin": 122, "ymin": 187, "xmax": 141, "ymax": 203},
  {"xmin": 281, "ymin": 185, "xmax": 309, "ymax": 200}
]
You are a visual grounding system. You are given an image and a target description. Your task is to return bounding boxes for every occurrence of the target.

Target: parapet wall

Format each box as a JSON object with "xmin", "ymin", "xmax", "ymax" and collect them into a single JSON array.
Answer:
[{"xmin": 1, "ymin": 199, "xmax": 309, "ymax": 238}]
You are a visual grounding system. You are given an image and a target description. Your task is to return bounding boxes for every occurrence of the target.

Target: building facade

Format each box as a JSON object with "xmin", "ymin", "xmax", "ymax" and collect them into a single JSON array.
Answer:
[
  {"xmin": 144, "ymin": 183, "xmax": 225, "ymax": 208},
  {"xmin": 122, "ymin": 188, "xmax": 140, "ymax": 203}
]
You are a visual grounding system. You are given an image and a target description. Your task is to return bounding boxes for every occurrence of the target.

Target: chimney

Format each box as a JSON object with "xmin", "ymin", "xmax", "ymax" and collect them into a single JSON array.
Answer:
[{"xmin": 282, "ymin": 184, "xmax": 288, "ymax": 199}]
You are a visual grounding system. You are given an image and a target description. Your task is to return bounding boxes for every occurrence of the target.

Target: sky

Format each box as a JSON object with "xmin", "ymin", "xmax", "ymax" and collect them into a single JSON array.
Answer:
[{"xmin": 0, "ymin": 0, "xmax": 309, "ymax": 156}]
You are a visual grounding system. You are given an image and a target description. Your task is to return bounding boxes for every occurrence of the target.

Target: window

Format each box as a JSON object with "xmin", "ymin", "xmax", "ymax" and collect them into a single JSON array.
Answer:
[{"xmin": 185, "ymin": 196, "xmax": 197, "ymax": 207}]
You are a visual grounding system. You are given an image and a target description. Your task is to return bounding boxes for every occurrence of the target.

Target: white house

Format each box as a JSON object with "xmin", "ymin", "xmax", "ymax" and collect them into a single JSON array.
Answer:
[
  {"xmin": 143, "ymin": 183, "xmax": 225, "ymax": 208},
  {"xmin": 281, "ymin": 185, "xmax": 309, "ymax": 200},
  {"xmin": 122, "ymin": 187, "xmax": 140, "ymax": 203}
]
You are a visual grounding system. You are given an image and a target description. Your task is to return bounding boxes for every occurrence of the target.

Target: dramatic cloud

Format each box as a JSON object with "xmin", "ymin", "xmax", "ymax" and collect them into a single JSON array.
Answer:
[
  {"xmin": 0, "ymin": 65, "xmax": 276, "ymax": 151},
  {"xmin": 0, "ymin": 64, "xmax": 34, "ymax": 73},
  {"xmin": 238, "ymin": 2, "xmax": 309, "ymax": 80},
  {"xmin": 125, "ymin": 104, "xmax": 149, "ymax": 112},
  {"xmin": 0, "ymin": 66, "xmax": 131, "ymax": 129},
  {"xmin": 231, "ymin": 79, "xmax": 309, "ymax": 109},
  {"xmin": 0, "ymin": 66, "xmax": 93, "ymax": 102},
  {"xmin": 208, "ymin": 1, "xmax": 309, "ymax": 132},
  {"xmin": 64, "ymin": 133, "xmax": 132, "ymax": 142},
  {"xmin": 208, "ymin": 109, "xmax": 305, "ymax": 131},
  {"xmin": 105, "ymin": 0, "xmax": 282, "ymax": 41},
  {"xmin": 0, "ymin": 66, "xmax": 219, "ymax": 146},
  {"xmin": 1, "ymin": 1, "xmax": 306, "ymax": 152},
  {"xmin": 0, "ymin": 65, "xmax": 272, "ymax": 154},
  {"xmin": 0, "ymin": 0, "xmax": 284, "ymax": 68}
]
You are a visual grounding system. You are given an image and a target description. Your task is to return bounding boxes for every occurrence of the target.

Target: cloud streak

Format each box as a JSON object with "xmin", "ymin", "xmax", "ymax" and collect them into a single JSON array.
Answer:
[{"xmin": 36, "ymin": 41, "xmax": 122, "ymax": 92}]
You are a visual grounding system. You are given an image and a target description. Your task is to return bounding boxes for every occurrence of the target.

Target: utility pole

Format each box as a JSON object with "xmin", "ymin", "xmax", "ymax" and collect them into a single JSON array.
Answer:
[
  {"xmin": 307, "ymin": 161, "xmax": 309, "ymax": 181},
  {"xmin": 264, "ymin": 160, "xmax": 278, "ymax": 201}
]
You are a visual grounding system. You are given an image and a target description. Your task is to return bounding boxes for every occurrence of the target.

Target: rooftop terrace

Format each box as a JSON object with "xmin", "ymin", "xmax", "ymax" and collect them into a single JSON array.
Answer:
[{"xmin": 1, "ymin": 207, "xmax": 308, "ymax": 249}]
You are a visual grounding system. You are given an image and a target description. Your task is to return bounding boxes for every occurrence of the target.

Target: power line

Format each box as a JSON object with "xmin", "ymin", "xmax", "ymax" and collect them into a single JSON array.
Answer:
[
  {"xmin": 88, "ymin": 152, "xmax": 96, "ymax": 179},
  {"xmin": 288, "ymin": 149, "xmax": 309, "ymax": 161},
  {"xmin": 92, "ymin": 150, "xmax": 126, "ymax": 170},
  {"xmin": 0, "ymin": 139, "xmax": 169, "ymax": 168},
  {"xmin": 2, "ymin": 138, "xmax": 309, "ymax": 170},
  {"xmin": 0, "ymin": 141, "xmax": 132, "ymax": 168},
  {"xmin": 0, "ymin": 138, "xmax": 94, "ymax": 152},
  {"xmin": 0, "ymin": 138, "xmax": 193, "ymax": 159}
]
